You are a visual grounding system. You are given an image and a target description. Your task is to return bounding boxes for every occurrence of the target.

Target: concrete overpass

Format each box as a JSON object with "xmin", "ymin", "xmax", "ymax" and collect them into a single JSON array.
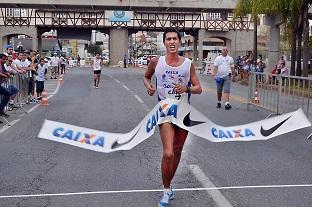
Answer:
[
  {"xmin": 0, "ymin": 0, "xmax": 282, "ymax": 68},
  {"xmin": 0, "ymin": 0, "xmax": 237, "ymax": 12},
  {"xmin": 0, "ymin": 9, "xmax": 256, "ymax": 65}
]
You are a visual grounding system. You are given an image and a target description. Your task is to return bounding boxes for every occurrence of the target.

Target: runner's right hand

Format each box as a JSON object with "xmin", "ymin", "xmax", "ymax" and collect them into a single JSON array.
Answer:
[{"xmin": 147, "ymin": 84, "xmax": 155, "ymax": 96}]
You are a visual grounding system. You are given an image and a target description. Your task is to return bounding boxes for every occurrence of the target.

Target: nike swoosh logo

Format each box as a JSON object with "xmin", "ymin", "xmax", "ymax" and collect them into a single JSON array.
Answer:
[
  {"xmin": 111, "ymin": 127, "xmax": 141, "ymax": 150},
  {"xmin": 183, "ymin": 112, "xmax": 205, "ymax": 127},
  {"xmin": 260, "ymin": 116, "xmax": 291, "ymax": 137}
]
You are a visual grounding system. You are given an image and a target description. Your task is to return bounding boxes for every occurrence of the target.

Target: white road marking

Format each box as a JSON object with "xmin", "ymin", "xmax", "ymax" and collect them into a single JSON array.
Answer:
[
  {"xmin": 134, "ymin": 95, "xmax": 144, "ymax": 103},
  {"xmin": 1, "ymin": 184, "xmax": 312, "ymax": 199},
  {"xmin": 27, "ymin": 104, "xmax": 40, "ymax": 113},
  {"xmin": 122, "ymin": 85, "xmax": 130, "ymax": 91},
  {"xmin": 111, "ymin": 77, "xmax": 150, "ymax": 112},
  {"xmin": 0, "ymin": 119, "xmax": 20, "ymax": 133},
  {"xmin": 189, "ymin": 164, "xmax": 233, "ymax": 207}
]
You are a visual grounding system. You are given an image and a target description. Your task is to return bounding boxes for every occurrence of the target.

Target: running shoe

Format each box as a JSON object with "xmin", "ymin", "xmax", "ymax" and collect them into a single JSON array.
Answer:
[
  {"xmin": 0, "ymin": 111, "xmax": 9, "ymax": 118},
  {"xmin": 159, "ymin": 191, "xmax": 174, "ymax": 207},
  {"xmin": 29, "ymin": 99, "xmax": 38, "ymax": 103},
  {"xmin": 169, "ymin": 186, "xmax": 175, "ymax": 200},
  {"xmin": 225, "ymin": 103, "xmax": 232, "ymax": 110},
  {"xmin": 217, "ymin": 102, "xmax": 221, "ymax": 108},
  {"xmin": 8, "ymin": 103, "xmax": 18, "ymax": 111}
]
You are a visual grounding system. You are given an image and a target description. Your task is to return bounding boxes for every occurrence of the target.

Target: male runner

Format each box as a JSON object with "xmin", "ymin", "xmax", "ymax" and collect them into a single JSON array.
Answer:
[
  {"xmin": 143, "ymin": 29, "xmax": 202, "ymax": 207},
  {"xmin": 91, "ymin": 53, "xmax": 103, "ymax": 89}
]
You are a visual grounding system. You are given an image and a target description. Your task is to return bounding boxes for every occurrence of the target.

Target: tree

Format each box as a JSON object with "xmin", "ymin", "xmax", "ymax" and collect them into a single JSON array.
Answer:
[
  {"xmin": 235, "ymin": 0, "xmax": 311, "ymax": 76},
  {"xmin": 87, "ymin": 43, "xmax": 102, "ymax": 55}
]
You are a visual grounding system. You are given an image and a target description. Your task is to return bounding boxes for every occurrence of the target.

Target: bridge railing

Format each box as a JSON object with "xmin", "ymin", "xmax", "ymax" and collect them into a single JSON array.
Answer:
[
  {"xmin": 0, "ymin": 8, "xmax": 253, "ymax": 31},
  {"xmin": 247, "ymin": 71, "xmax": 312, "ymax": 120}
]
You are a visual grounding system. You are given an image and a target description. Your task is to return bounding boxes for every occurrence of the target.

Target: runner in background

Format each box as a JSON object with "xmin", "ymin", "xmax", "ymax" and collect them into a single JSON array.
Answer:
[{"xmin": 91, "ymin": 53, "xmax": 103, "ymax": 89}]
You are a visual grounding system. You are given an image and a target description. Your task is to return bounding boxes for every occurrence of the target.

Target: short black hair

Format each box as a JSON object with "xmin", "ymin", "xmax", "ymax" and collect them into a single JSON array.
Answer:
[
  {"xmin": 163, "ymin": 29, "xmax": 181, "ymax": 43},
  {"xmin": 0, "ymin": 53, "xmax": 7, "ymax": 59}
]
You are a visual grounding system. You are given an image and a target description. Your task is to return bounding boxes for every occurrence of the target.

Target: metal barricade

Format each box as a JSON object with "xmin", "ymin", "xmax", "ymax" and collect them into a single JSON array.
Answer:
[
  {"xmin": 248, "ymin": 71, "xmax": 312, "ymax": 120},
  {"xmin": 0, "ymin": 74, "xmax": 30, "ymax": 124}
]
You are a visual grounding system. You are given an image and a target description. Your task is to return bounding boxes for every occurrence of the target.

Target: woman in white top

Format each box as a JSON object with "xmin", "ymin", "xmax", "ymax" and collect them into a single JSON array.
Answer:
[{"xmin": 91, "ymin": 53, "xmax": 103, "ymax": 89}]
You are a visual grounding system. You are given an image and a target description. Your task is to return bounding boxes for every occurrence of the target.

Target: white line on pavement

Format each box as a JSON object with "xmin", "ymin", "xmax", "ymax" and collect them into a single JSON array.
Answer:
[
  {"xmin": 0, "ymin": 119, "xmax": 20, "ymax": 133},
  {"xmin": 111, "ymin": 77, "xmax": 150, "ymax": 112},
  {"xmin": 189, "ymin": 164, "xmax": 233, "ymax": 207},
  {"xmin": 114, "ymin": 78, "xmax": 121, "ymax": 83},
  {"xmin": 134, "ymin": 95, "xmax": 144, "ymax": 103},
  {"xmin": 1, "ymin": 184, "xmax": 312, "ymax": 199},
  {"xmin": 122, "ymin": 85, "xmax": 130, "ymax": 91}
]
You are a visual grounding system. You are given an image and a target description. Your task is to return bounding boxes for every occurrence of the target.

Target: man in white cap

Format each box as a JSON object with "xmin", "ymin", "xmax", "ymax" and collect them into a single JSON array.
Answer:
[{"xmin": 50, "ymin": 52, "xmax": 59, "ymax": 79}]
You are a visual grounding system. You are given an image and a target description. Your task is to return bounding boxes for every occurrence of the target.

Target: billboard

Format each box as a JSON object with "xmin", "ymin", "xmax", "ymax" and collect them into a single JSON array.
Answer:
[{"xmin": 106, "ymin": 10, "xmax": 133, "ymax": 22}]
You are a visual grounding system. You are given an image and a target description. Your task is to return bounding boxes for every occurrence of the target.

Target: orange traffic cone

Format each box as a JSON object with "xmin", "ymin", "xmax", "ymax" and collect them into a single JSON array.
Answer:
[
  {"xmin": 40, "ymin": 91, "xmax": 49, "ymax": 106},
  {"xmin": 254, "ymin": 89, "xmax": 260, "ymax": 104},
  {"xmin": 59, "ymin": 75, "xmax": 64, "ymax": 84}
]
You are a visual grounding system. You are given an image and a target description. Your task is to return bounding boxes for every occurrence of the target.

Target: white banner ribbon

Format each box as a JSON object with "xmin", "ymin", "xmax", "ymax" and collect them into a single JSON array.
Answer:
[{"xmin": 38, "ymin": 99, "xmax": 311, "ymax": 153}]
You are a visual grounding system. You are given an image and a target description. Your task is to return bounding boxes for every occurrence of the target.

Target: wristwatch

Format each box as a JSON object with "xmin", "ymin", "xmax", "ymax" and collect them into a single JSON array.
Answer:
[{"xmin": 186, "ymin": 86, "xmax": 191, "ymax": 93}]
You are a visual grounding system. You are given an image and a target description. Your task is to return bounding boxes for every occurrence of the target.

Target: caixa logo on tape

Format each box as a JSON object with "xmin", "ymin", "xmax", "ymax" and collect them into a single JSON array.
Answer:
[
  {"xmin": 211, "ymin": 128, "xmax": 255, "ymax": 139},
  {"xmin": 146, "ymin": 103, "xmax": 177, "ymax": 133},
  {"xmin": 53, "ymin": 128, "xmax": 105, "ymax": 147}
]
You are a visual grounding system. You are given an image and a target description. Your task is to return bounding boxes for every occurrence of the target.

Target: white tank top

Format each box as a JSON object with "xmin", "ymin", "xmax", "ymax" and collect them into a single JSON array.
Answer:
[
  {"xmin": 155, "ymin": 56, "xmax": 191, "ymax": 102},
  {"xmin": 93, "ymin": 57, "xmax": 102, "ymax": 71}
]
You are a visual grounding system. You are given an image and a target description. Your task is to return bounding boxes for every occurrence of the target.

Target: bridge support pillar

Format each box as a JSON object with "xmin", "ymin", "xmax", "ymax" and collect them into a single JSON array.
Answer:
[
  {"xmin": 265, "ymin": 15, "xmax": 280, "ymax": 74},
  {"xmin": 38, "ymin": 37, "xmax": 42, "ymax": 54},
  {"xmin": 197, "ymin": 29, "xmax": 205, "ymax": 66},
  {"xmin": 0, "ymin": 26, "xmax": 39, "ymax": 53},
  {"xmin": 193, "ymin": 36, "xmax": 198, "ymax": 63},
  {"xmin": 0, "ymin": 36, "xmax": 8, "ymax": 53},
  {"xmin": 225, "ymin": 39, "xmax": 232, "ymax": 52},
  {"xmin": 109, "ymin": 28, "xmax": 128, "ymax": 66}
]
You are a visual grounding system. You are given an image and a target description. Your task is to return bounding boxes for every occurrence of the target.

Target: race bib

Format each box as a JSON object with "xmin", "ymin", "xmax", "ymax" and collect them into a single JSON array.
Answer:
[{"xmin": 163, "ymin": 88, "xmax": 188, "ymax": 102}]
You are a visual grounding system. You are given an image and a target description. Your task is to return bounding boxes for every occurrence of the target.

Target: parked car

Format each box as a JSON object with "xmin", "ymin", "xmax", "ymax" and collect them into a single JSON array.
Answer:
[
  {"xmin": 137, "ymin": 57, "xmax": 148, "ymax": 65},
  {"xmin": 102, "ymin": 56, "xmax": 109, "ymax": 65}
]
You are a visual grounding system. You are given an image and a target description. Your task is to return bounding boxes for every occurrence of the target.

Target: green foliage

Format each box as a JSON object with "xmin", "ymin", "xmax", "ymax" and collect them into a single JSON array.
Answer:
[
  {"xmin": 309, "ymin": 36, "xmax": 312, "ymax": 52},
  {"xmin": 87, "ymin": 43, "xmax": 102, "ymax": 55}
]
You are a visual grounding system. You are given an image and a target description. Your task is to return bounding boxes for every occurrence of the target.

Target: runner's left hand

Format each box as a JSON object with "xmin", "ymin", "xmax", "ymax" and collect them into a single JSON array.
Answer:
[{"xmin": 173, "ymin": 83, "xmax": 187, "ymax": 94}]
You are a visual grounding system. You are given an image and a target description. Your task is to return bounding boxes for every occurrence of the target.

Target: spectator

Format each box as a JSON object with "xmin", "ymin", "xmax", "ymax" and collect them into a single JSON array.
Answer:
[
  {"xmin": 36, "ymin": 58, "xmax": 47, "ymax": 100},
  {"xmin": 29, "ymin": 55, "xmax": 38, "ymax": 102},
  {"xmin": 3, "ymin": 56, "xmax": 21, "ymax": 111},
  {"xmin": 50, "ymin": 53, "xmax": 59, "ymax": 79},
  {"xmin": 257, "ymin": 55, "xmax": 266, "ymax": 73},
  {"xmin": 60, "ymin": 56, "xmax": 66, "ymax": 74},
  {"xmin": 212, "ymin": 47, "xmax": 236, "ymax": 110},
  {"xmin": 77, "ymin": 55, "xmax": 81, "ymax": 67},
  {"xmin": 280, "ymin": 63, "xmax": 288, "ymax": 75},
  {"xmin": 0, "ymin": 54, "xmax": 18, "ymax": 118},
  {"xmin": 6, "ymin": 45, "xmax": 17, "ymax": 59},
  {"xmin": 13, "ymin": 52, "xmax": 36, "ymax": 103},
  {"xmin": 123, "ymin": 54, "xmax": 127, "ymax": 68}
]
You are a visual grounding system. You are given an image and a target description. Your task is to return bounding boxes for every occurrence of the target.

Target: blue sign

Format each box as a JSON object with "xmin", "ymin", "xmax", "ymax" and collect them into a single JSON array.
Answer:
[{"xmin": 107, "ymin": 11, "xmax": 132, "ymax": 22}]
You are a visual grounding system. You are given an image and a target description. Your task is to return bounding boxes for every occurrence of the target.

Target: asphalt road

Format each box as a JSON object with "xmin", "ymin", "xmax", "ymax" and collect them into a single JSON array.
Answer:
[{"xmin": 0, "ymin": 67, "xmax": 311, "ymax": 207}]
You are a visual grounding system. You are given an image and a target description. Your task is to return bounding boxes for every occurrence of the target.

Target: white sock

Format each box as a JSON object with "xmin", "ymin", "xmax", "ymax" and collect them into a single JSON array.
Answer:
[
  {"xmin": 225, "ymin": 102, "xmax": 229, "ymax": 105},
  {"xmin": 164, "ymin": 188, "xmax": 170, "ymax": 193}
]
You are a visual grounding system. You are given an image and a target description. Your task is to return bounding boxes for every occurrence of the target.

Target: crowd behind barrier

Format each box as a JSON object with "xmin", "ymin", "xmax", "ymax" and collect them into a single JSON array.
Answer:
[
  {"xmin": 0, "ymin": 74, "xmax": 30, "ymax": 124},
  {"xmin": 248, "ymin": 71, "xmax": 312, "ymax": 120}
]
